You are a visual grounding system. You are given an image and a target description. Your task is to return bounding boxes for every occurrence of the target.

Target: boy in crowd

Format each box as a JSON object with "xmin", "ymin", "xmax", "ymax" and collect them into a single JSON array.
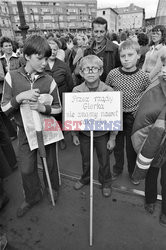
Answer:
[
  {"xmin": 1, "ymin": 35, "xmax": 62, "ymax": 217},
  {"xmin": 72, "ymin": 55, "xmax": 117, "ymax": 197},
  {"xmin": 105, "ymin": 39, "xmax": 151, "ymax": 184}
]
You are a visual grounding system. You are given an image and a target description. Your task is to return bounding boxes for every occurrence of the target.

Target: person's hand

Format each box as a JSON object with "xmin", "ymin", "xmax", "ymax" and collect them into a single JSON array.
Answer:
[
  {"xmin": 73, "ymin": 135, "xmax": 80, "ymax": 146},
  {"xmin": 29, "ymin": 101, "xmax": 46, "ymax": 113},
  {"xmin": 16, "ymin": 89, "xmax": 40, "ymax": 103},
  {"xmin": 107, "ymin": 139, "xmax": 115, "ymax": 152}
]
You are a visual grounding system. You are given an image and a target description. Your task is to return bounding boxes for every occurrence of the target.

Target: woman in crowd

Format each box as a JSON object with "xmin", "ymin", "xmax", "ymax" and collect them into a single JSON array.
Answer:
[
  {"xmin": 142, "ymin": 25, "xmax": 166, "ymax": 88},
  {"xmin": 72, "ymin": 34, "xmax": 86, "ymax": 86},
  {"xmin": 45, "ymin": 38, "xmax": 74, "ymax": 149}
]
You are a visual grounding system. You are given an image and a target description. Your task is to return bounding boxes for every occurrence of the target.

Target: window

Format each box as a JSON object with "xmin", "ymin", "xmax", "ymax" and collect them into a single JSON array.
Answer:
[
  {"xmin": 30, "ymin": 8, "xmax": 38, "ymax": 13},
  {"xmin": 14, "ymin": 16, "xmax": 20, "ymax": 22},
  {"xmin": 12, "ymin": 7, "xmax": 18, "ymax": 14},
  {"xmin": 103, "ymin": 11, "xmax": 105, "ymax": 15},
  {"xmin": 53, "ymin": 3, "xmax": 59, "ymax": 6},
  {"xmin": 40, "ymin": 2, "xmax": 49, "ymax": 5},
  {"xmin": 56, "ymin": 7, "xmax": 63, "ymax": 13},
  {"xmin": 24, "ymin": 8, "xmax": 28, "ymax": 14},
  {"xmin": 67, "ymin": 8, "xmax": 76, "ymax": 13},
  {"xmin": 42, "ymin": 15, "xmax": 52, "ymax": 21},
  {"xmin": 43, "ymin": 8, "xmax": 51, "ymax": 13},
  {"xmin": 68, "ymin": 15, "xmax": 76, "ymax": 20},
  {"xmin": 59, "ymin": 16, "xmax": 64, "ymax": 21}
]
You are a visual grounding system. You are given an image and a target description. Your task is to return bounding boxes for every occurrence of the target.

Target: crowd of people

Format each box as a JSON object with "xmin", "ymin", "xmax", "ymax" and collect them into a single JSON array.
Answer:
[{"xmin": 1, "ymin": 16, "xmax": 166, "ymax": 231}]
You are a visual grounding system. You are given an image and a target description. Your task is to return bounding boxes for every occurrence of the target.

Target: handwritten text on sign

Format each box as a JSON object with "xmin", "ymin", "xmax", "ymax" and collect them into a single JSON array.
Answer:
[{"xmin": 63, "ymin": 92, "xmax": 122, "ymax": 131}]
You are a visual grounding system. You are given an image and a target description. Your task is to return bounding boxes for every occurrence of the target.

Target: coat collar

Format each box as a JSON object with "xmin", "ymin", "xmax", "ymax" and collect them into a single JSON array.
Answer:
[
  {"xmin": 80, "ymin": 80, "xmax": 111, "ymax": 92},
  {"xmin": 18, "ymin": 66, "xmax": 46, "ymax": 79},
  {"xmin": 90, "ymin": 38, "xmax": 116, "ymax": 52},
  {"xmin": 0, "ymin": 52, "xmax": 18, "ymax": 59},
  {"xmin": 150, "ymin": 43, "xmax": 163, "ymax": 51}
]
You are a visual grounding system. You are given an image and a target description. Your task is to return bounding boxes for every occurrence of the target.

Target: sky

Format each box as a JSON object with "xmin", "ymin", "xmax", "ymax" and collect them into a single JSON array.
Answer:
[{"xmin": 97, "ymin": 0, "xmax": 159, "ymax": 18}]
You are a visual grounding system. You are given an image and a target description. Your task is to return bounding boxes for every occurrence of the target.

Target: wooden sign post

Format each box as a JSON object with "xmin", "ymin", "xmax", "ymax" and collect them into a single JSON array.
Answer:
[{"xmin": 63, "ymin": 92, "xmax": 122, "ymax": 246}]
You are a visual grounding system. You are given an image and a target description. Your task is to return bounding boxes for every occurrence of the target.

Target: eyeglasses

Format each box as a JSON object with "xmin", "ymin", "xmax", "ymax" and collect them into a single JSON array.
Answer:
[{"xmin": 82, "ymin": 67, "xmax": 100, "ymax": 74}]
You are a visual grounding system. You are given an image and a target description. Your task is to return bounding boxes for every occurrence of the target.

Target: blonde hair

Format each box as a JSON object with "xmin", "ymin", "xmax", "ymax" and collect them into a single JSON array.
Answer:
[
  {"xmin": 79, "ymin": 55, "xmax": 103, "ymax": 70},
  {"xmin": 119, "ymin": 39, "xmax": 140, "ymax": 54}
]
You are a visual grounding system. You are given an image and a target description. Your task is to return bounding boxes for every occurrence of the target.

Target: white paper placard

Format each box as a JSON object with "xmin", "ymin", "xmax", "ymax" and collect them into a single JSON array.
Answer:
[
  {"xmin": 20, "ymin": 94, "xmax": 64, "ymax": 151},
  {"xmin": 63, "ymin": 92, "xmax": 123, "ymax": 131}
]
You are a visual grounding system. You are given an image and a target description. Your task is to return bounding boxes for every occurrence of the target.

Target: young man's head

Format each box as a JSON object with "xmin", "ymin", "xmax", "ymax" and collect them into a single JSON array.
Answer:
[
  {"xmin": 23, "ymin": 35, "xmax": 51, "ymax": 74},
  {"xmin": 92, "ymin": 17, "xmax": 107, "ymax": 45},
  {"xmin": 119, "ymin": 39, "xmax": 140, "ymax": 72},
  {"xmin": 79, "ymin": 55, "xmax": 103, "ymax": 84},
  {"xmin": 0, "ymin": 37, "xmax": 13, "ymax": 56}
]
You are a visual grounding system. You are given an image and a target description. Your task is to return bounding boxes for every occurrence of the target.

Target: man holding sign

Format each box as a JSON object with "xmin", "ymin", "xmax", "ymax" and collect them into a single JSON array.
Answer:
[{"xmin": 72, "ymin": 55, "xmax": 117, "ymax": 197}]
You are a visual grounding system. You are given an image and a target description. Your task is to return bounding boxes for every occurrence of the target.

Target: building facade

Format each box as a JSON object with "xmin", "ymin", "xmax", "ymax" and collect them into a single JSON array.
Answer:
[
  {"xmin": 115, "ymin": 3, "xmax": 145, "ymax": 31},
  {"xmin": 0, "ymin": 0, "xmax": 14, "ymax": 38},
  {"xmin": 4, "ymin": 0, "xmax": 97, "ymax": 39},
  {"xmin": 97, "ymin": 8, "xmax": 118, "ymax": 32},
  {"xmin": 155, "ymin": 0, "xmax": 166, "ymax": 26}
]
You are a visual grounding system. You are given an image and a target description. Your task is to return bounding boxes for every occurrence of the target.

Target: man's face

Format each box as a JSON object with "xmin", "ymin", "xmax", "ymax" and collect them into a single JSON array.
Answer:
[
  {"xmin": 120, "ymin": 48, "xmax": 140, "ymax": 72},
  {"xmin": 25, "ymin": 54, "xmax": 48, "ymax": 73},
  {"xmin": 2, "ymin": 42, "xmax": 13, "ymax": 55},
  {"xmin": 92, "ymin": 23, "xmax": 107, "ymax": 45}
]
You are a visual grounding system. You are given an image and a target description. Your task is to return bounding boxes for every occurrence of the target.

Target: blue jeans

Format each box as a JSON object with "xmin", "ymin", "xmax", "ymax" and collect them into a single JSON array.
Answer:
[
  {"xmin": 113, "ymin": 112, "xmax": 137, "ymax": 175},
  {"xmin": 79, "ymin": 132, "xmax": 112, "ymax": 187}
]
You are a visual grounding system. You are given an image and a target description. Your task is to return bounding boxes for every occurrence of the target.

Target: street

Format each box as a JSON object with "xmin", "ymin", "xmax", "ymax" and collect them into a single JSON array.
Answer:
[{"xmin": 1, "ymin": 133, "xmax": 166, "ymax": 250}]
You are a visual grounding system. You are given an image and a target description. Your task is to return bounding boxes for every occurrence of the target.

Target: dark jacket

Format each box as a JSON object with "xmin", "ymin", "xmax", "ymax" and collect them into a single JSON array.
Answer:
[
  {"xmin": 45, "ymin": 58, "xmax": 74, "ymax": 101},
  {"xmin": 84, "ymin": 39, "xmax": 121, "ymax": 82}
]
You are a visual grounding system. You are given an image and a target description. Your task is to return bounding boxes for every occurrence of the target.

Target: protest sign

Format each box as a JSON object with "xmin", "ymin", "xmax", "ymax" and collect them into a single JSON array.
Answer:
[{"xmin": 62, "ymin": 91, "xmax": 122, "ymax": 131}]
